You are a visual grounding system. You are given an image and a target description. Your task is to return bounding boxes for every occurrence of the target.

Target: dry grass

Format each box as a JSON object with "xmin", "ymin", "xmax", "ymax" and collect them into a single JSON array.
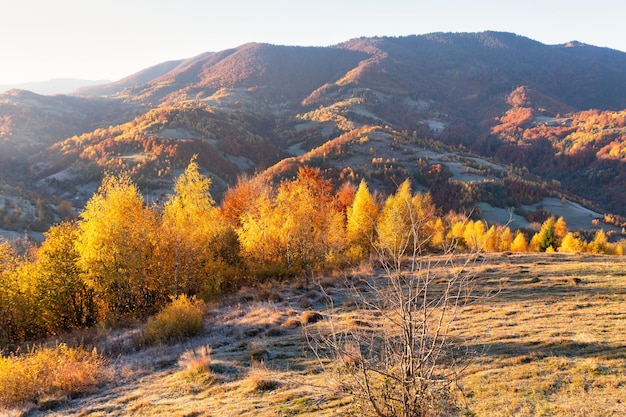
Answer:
[
  {"xmin": 4, "ymin": 255, "xmax": 625, "ymax": 416},
  {"xmin": 0, "ymin": 344, "xmax": 109, "ymax": 410},
  {"xmin": 177, "ymin": 344, "xmax": 215, "ymax": 386},
  {"xmin": 241, "ymin": 363, "xmax": 283, "ymax": 393},
  {"xmin": 452, "ymin": 253, "xmax": 626, "ymax": 416}
]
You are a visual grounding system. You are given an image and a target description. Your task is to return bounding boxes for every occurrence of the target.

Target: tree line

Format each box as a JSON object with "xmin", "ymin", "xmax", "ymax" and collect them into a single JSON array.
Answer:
[{"xmin": 0, "ymin": 160, "xmax": 622, "ymax": 346}]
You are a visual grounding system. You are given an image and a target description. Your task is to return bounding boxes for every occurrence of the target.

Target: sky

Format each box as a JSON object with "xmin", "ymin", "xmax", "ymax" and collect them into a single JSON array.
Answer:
[{"xmin": 1, "ymin": 0, "xmax": 625, "ymax": 85}]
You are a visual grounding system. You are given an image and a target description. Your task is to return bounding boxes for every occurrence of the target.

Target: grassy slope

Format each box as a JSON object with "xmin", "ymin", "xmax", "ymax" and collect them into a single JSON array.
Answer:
[{"xmin": 13, "ymin": 254, "xmax": 626, "ymax": 417}]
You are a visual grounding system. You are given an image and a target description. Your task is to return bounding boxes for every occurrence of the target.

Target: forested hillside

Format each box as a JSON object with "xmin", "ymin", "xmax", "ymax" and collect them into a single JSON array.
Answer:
[{"xmin": 1, "ymin": 31, "xmax": 626, "ymax": 234}]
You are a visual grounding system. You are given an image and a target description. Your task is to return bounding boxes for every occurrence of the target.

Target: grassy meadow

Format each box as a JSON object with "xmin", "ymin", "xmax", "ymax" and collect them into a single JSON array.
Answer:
[{"xmin": 1, "ymin": 253, "xmax": 625, "ymax": 417}]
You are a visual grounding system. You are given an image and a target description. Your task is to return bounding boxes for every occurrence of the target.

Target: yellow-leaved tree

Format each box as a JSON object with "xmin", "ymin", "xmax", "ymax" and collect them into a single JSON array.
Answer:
[
  {"xmin": 75, "ymin": 172, "xmax": 159, "ymax": 319},
  {"xmin": 35, "ymin": 222, "xmax": 95, "ymax": 332},
  {"xmin": 227, "ymin": 175, "xmax": 280, "ymax": 274},
  {"xmin": 558, "ymin": 232, "xmax": 584, "ymax": 253},
  {"xmin": 376, "ymin": 179, "xmax": 436, "ymax": 260},
  {"xmin": 346, "ymin": 179, "xmax": 379, "ymax": 261},
  {"xmin": 274, "ymin": 167, "xmax": 344, "ymax": 279},
  {"xmin": 161, "ymin": 157, "xmax": 228, "ymax": 299},
  {"xmin": 237, "ymin": 192, "xmax": 278, "ymax": 269},
  {"xmin": 0, "ymin": 239, "xmax": 29, "ymax": 342},
  {"xmin": 587, "ymin": 229, "xmax": 612, "ymax": 254},
  {"xmin": 553, "ymin": 217, "xmax": 568, "ymax": 248},
  {"xmin": 463, "ymin": 220, "xmax": 487, "ymax": 252},
  {"xmin": 510, "ymin": 231, "xmax": 528, "ymax": 252}
]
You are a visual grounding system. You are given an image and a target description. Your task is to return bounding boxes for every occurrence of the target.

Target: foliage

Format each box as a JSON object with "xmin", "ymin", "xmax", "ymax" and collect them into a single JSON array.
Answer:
[
  {"xmin": 36, "ymin": 222, "xmax": 95, "ymax": 332},
  {"xmin": 75, "ymin": 172, "xmax": 160, "ymax": 320},
  {"xmin": 529, "ymin": 217, "xmax": 569, "ymax": 252},
  {"xmin": 376, "ymin": 179, "xmax": 436, "ymax": 260},
  {"xmin": 2, "ymin": 164, "xmax": 625, "ymax": 347},
  {"xmin": 558, "ymin": 232, "xmax": 584, "ymax": 253},
  {"xmin": 161, "ymin": 156, "xmax": 220, "ymax": 297},
  {"xmin": 510, "ymin": 231, "xmax": 528, "ymax": 252},
  {"xmin": 346, "ymin": 179, "xmax": 379, "ymax": 260}
]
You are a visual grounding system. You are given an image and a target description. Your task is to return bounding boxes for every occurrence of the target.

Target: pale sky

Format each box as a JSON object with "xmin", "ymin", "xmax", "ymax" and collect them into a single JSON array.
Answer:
[{"xmin": 1, "ymin": 0, "xmax": 625, "ymax": 84}]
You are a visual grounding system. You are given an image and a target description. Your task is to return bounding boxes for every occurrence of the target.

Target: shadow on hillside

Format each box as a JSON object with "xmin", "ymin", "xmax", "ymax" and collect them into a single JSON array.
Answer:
[
  {"xmin": 490, "ymin": 283, "xmax": 625, "ymax": 305},
  {"xmin": 469, "ymin": 254, "xmax": 626, "ymax": 305},
  {"xmin": 465, "ymin": 339, "xmax": 626, "ymax": 362}
]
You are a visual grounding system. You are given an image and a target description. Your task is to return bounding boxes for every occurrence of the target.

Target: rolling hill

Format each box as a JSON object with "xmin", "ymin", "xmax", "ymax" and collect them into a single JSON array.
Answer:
[{"xmin": 2, "ymin": 31, "xmax": 626, "ymax": 235}]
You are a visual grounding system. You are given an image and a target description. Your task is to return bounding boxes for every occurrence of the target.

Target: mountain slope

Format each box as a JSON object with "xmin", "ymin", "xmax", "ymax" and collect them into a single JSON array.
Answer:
[
  {"xmin": 2, "ymin": 31, "xmax": 626, "ymax": 233},
  {"xmin": 81, "ymin": 44, "xmax": 369, "ymax": 104}
]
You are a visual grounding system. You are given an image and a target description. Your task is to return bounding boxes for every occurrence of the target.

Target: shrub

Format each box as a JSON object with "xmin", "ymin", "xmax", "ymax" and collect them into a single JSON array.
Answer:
[
  {"xmin": 177, "ymin": 345, "xmax": 215, "ymax": 387},
  {"xmin": 139, "ymin": 295, "xmax": 205, "ymax": 346},
  {"xmin": 0, "ymin": 344, "xmax": 108, "ymax": 409}
]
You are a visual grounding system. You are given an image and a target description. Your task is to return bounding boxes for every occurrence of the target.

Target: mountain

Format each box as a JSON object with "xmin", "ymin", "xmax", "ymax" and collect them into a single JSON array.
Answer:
[
  {"xmin": 2, "ymin": 31, "xmax": 626, "ymax": 235},
  {"xmin": 0, "ymin": 78, "xmax": 110, "ymax": 95}
]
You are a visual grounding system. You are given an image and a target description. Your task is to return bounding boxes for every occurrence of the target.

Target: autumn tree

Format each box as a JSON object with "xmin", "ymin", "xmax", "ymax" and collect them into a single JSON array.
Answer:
[
  {"xmin": 553, "ymin": 217, "xmax": 568, "ymax": 247},
  {"xmin": 530, "ymin": 217, "xmax": 558, "ymax": 252},
  {"xmin": 558, "ymin": 232, "xmax": 584, "ymax": 253},
  {"xmin": 274, "ymin": 167, "xmax": 344, "ymax": 279},
  {"xmin": 2, "ymin": 261, "xmax": 45, "ymax": 341},
  {"xmin": 376, "ymin": 179, "xmax": 436, "ymax": 260},
  {"xmin": 237, "ymin": 191, "xmax": 279, "ymax": 270},
  {"xmin": 463, "ymin": 220, "xmax": 487, "ymax": 252},
  {"xmin": 35, "ymin": 222, "xmax": 95, "ymax": 332},
  {"xmin": 221, "ymin": 174, "xmax": 272, "ymax": 227},
  {"xmin": 496, "ymin": 226, "xmax": 514, "ymax": 252},
  {"xmin": 510, "ymin": 231, "xmax": 528, "ymax": 252},
  {"xmin": 586, "ymin": 229, "xmax": 611, "ymax": 254},
  {"xmin": 75, "ymin": 172, "xmax": 160, "ymax": 319},
  {"xmin": 161, "ymin": 157, "xmax": 229, "ymax": 299},
  {"xmin": 0, "ymin": 239, "xmax": 20, "ymax": 343},
  {"xmin": 429, "ymin": 217, "xmax": 447, "ymax": 251},
  {"xmin": 346, "ymin": 179, "xmax": 379, "ymax": 261}
]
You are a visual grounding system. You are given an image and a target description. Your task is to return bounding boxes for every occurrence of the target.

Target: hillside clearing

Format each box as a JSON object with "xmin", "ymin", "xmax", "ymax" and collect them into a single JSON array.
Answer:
[{"xmin": 4, "ymin": 253, "xmax": 626, "ymax": 417}]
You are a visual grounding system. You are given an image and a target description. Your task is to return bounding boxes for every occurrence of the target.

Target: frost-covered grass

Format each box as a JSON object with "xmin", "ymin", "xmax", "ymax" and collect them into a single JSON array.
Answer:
[{"xmin": 4, "ymin": 253, "xmax": 625, "ymax": 416}]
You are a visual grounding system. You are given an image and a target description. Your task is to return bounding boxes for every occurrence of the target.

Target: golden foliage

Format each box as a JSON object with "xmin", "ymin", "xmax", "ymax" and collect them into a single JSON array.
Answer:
[
  {"xmin": 346, "ymin": 179, "xmax": 379, "ymax": 260},
  {"xmin": 75, "ymin": 172, "xmax": 160, "ymax": 319}
]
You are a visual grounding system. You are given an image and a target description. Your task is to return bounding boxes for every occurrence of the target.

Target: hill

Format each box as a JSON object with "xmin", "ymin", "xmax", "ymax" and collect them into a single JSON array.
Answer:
[
  {"xmin": 2, "ymin": 31, "xmax": 626, "ymax": 234},
  {"xmin": 6, "ymin": 253, "xmax": 625, "ymax": 416}
]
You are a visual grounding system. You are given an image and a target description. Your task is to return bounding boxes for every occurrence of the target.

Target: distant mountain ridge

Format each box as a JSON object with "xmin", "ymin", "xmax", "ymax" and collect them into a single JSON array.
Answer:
[
  {"xmin": 0, "ymin": 78, "xmax": 110, "ymax": 95},
  {"xmin": 77, "ymin": 32, "xmax": 626, "ymax": 110},
  {"xmin": 2, "ymin": 31, "xmax": 626, "ymax": 234}
]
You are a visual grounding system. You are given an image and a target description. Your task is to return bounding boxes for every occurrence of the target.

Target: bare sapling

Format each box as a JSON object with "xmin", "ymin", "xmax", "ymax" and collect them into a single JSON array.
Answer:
[{"xmin": 308, "ymin": 188, "xmax": 486, "ymax": 417}]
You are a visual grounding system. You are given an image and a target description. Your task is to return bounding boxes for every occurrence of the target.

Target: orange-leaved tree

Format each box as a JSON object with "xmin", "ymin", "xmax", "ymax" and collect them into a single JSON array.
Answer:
[{"xmin": 274, "ymin": 167, "xmax": 344, "ymax": 279}]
